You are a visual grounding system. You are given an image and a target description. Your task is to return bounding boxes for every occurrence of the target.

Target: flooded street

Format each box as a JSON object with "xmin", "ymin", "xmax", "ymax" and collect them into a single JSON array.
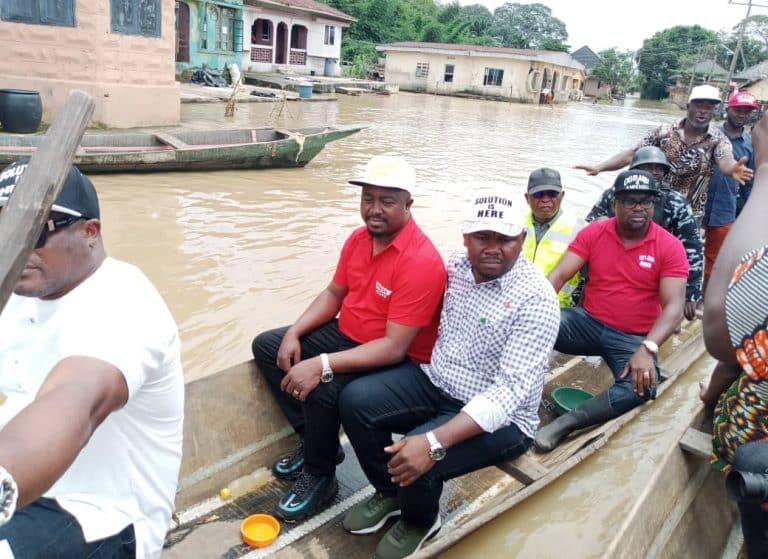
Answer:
[{"xmin": 93, "ymin": 93, "xmax": 680, "ymax": 381}]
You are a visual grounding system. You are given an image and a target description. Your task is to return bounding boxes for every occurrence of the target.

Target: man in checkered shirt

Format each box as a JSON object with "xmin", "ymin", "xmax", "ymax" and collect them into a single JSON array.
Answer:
[{"xmin": 338, "ymin": 190, "xmax": 560, "ymax": 559}]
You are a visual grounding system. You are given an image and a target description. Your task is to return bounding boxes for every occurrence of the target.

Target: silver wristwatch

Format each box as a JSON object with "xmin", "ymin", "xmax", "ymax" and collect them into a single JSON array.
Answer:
[
  {"xmin": 320, "ymin": 353, "xmax": 334, "ymax": 383},
  {"xmin": 425, "ymin": 431, "xmax": 446, "ymax": 461},
  {"xmin": 641, "ymin": 339, "xmax": 659, "ymax": 355}
]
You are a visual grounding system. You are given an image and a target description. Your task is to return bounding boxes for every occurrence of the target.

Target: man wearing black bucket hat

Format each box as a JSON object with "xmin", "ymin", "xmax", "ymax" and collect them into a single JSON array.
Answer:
[
  {"xmin": 0, "ymin": 160, "xmax": 183, "ymax": 558},
  {"xmin": 536, "ymin": 170, "xmax": 689, "ymax": 452}
]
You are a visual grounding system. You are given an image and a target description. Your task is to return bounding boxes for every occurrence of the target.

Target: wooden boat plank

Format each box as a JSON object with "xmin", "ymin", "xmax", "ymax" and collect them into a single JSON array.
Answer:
[
  {"xmin": 152, "ymin": 133, "xmax": 190, "ymax": 150},
  {"xmin": 497, "ymin": 453, "xmax": 550, "ymax": 484},
  {"xmin": 679, "ymin": 426, "xmax": 713, "ymax": 459}
]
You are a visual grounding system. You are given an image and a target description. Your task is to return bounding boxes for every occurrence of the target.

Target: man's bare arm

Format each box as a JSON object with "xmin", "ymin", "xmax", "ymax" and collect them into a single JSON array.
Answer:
[
  {"xmin": 548, "ymin": 251, "xmax": 586, "ymax": 293},
  {"xmin": 575, "ymin": 148, "xmax": 634, "ymax": 176}
]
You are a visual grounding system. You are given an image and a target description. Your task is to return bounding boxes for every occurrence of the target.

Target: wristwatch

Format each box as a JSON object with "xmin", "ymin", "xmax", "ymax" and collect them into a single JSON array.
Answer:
[
  {"xmin": 425, "ymin": 431, "xmax": 446, "ymax": 461},
  {"xmin": 320, "ymin": 353, "xmax": 334, "ymax": 383},
  {"xmin": 641, "ymin": 340, "xmax": 659, "ymax": 355}
]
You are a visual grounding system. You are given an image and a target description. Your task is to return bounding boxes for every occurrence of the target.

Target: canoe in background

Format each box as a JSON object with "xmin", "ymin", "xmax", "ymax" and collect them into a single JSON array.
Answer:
[
  {"xmin": 164, "ymin": 320, "xmax": 728, "ymax": 558},
  {"xmin": 0, "ymin": 125, "xmax": 366, "ymax": 173}
]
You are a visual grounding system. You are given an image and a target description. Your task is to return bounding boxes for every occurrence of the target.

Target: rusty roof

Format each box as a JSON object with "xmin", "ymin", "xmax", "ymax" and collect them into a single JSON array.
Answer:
[{"xmin": 246, "ymin": 0, "xmax": 356, "ymax": 22}]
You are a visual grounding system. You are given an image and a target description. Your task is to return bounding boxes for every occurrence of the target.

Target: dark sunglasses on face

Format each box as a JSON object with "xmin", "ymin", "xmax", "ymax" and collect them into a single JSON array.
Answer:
[
  {"xmin": 617, "ymin": 197, "xmax": 654, "ymax": 209},
  {"xmin": 532, "ymin": 190, "xmax": 560, "ymax": 199},
  {"xmin": 35, "ymin": 215, "xmax": 84, "ymax": 249}
]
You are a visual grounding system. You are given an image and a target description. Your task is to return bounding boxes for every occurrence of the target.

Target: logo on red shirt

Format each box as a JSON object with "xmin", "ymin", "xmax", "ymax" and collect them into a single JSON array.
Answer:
[
  {"xmin": 375, "ymin": 281, "xmax": 392, "ymax": 298},
  {"xmin": 639, "ymin": 254, "xmax": 655, "ymax": 269}
]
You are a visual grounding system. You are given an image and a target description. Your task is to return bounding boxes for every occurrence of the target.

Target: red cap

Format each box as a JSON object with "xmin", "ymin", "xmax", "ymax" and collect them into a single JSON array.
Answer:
[{"xmin": 728, "ymin": 91, "xmax": 759, "ymax": 109}]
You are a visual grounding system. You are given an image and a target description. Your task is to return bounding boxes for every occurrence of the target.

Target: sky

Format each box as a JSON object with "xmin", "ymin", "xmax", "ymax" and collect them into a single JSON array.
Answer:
[{"xmin": 464, "ymin": 0, "xmax": 764, "ymax": 53}]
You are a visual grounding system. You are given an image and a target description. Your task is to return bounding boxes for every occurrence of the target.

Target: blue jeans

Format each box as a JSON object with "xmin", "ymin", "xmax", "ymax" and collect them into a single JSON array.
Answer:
[
  {"xmin": 555, "ymin": 307, "xmax": 657, "ymax": 415},
  {"xmin": 0, "ymin": 497, "xmax": 135, "ymax": 558},
  {"xmin": 339, "ymin": 363, "xmax": 532, "ymax": 527},
  {"xmin": 731, "ymin": 441, "xmax": 768, "ymax": 559}
]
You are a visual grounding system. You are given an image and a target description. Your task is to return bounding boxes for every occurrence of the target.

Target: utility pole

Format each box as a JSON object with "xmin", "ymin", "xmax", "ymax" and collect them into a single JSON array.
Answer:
[{"xmin": 725, "ymin": 0, "xmax": 753, "ymax": 101}]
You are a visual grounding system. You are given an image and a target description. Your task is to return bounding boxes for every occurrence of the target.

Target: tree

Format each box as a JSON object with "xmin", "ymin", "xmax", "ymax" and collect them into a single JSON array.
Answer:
[
  {"xmin": 460, "ymin": 4, "xmax": 494, "ymax": 39},
  {"xmin": 590, "ymin": 48, "xmax": 634, "ymax": 94},
  {"xmin": 490, "ymin": 2, "xmax": 569, "ymax": 50},
  {"xmin": 745, "ymin": 14, "xmax": 768, "ymax": 51},
  {"xmin": 637, "ymin": 25, "xmax": 719, "ymax": 99}
]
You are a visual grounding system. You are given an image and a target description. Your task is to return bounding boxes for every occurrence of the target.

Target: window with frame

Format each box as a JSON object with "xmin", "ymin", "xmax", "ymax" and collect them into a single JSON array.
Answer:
[
  {"xmin": 324, "ymin": 25, "xmax": 335, "ymax": 45},
  {"xmin": 215, "ymin": 6, "xmax": 235, "ymax": 50},
  {"xmin": 1, "ymin": 0, "xmax": 75, "ymax": 27},
  {"xmin": 261, "ymin": 19, "xmax": 270, "ymax": 41},
  {"xmin": 110, "ymin": 0, "xmax": 161, "ymax": 37},
  {"xmin": 444, "ymin": 64, "xmax": 454, "ymax": 83},
  {"xmin": 483, "ymin": 67, "xmax": 503, "ymax": 86},
  {"xmin": 415, "ymin": 62, "xmax": 429, "ymax": 78}
]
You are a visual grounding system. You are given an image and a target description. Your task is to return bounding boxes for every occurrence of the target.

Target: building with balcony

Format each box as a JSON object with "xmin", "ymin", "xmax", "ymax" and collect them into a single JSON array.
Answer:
[{"xmin": 242, "ymin": 0, "xmax": 355, "ymax": 77}]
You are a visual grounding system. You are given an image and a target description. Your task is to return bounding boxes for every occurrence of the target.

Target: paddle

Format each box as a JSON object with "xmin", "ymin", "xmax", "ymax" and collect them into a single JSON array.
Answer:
[{"xmin": 0, "ymin": 90, "xmax": 95, "ymax": 315}]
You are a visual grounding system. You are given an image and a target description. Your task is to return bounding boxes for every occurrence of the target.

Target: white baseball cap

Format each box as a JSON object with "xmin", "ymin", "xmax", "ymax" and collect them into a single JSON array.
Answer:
[
  {"xmin": 349, "ymin": 155, "xmax": 416, "ymax": 192},
  {"xmin": 688, "ymin": 85, "xmax": 722, "ymax": 104},
  {"xmin": 462, "ymin": 189, "xmax": 526, "ymax": 237}
]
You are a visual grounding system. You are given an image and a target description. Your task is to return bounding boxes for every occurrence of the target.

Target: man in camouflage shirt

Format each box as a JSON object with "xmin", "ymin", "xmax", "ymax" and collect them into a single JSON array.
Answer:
[
  {"xmin": 585, "ymin": 147, "xmax": 703, "ymax": 321},
  {"xmin": 576, "ymin": 85, "xmax": 753, "ymax": 215}
]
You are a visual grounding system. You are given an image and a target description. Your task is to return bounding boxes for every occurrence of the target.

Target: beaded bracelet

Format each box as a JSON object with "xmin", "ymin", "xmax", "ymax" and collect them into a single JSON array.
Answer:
[{"xmin": 0, "ymin": 466, "xmax": 18, "ymax": 526}]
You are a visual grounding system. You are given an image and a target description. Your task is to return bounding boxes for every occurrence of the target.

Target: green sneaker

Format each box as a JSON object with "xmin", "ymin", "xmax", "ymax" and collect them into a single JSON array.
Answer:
[
  {"xmin": 373, "ymin": 516, "xmax": 441, "ymax": 559},
  {"xmin": 343, "ymin": 492, "xmax": 400, "ymax": 534}
]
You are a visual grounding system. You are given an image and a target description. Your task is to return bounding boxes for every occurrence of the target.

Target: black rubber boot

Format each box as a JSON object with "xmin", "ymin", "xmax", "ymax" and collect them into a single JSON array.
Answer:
[{"xmin": 534, "ymin": 391, "xmax": 618, "ymax": 452}]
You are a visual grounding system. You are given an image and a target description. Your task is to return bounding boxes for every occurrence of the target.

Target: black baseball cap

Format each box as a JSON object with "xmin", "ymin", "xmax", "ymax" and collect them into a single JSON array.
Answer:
[
  {"xmin": 0, "ymin": 159, "xmax": 100, "ymax": 218},
  {"xmin": 612, "ymin": 169, "xmax": 660, "ymax": 197},
  {"xmin": 527, "ymin": 168, "xmax": 562, "ymax": 194}
]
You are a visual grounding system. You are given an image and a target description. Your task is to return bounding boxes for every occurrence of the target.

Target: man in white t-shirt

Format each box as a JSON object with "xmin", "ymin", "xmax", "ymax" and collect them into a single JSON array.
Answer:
[{"xmin": 0, "ymin": 160, "xmax": 184, "ymax": 559}]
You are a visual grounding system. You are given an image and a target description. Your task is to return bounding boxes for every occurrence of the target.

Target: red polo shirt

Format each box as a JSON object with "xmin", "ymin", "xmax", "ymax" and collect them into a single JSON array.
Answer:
[
  {"xmin": 568, "ymin": 218, "xmax": 688, "ymax": 334},
  {"xmin": 333, "ymin": 218, "xmax": 446, "ymax": 363}
]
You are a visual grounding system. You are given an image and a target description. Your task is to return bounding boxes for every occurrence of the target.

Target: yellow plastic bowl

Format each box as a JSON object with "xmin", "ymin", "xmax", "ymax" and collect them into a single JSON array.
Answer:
[{"xmin": 241, "ymin": 513, "xmax": 280, "ymax": 548}]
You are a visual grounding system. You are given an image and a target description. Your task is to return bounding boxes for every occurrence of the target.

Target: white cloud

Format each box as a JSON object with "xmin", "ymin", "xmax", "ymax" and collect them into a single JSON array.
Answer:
[{"xmin": 462, "ymin": 0, "xmax": 759, "ymax": 53}]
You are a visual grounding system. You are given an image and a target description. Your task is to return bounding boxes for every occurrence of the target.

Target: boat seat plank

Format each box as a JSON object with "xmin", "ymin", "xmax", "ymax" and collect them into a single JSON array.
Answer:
[
  {"xmin": 75, "ymin": 146, "xmax": 86, "ymax": 156},
  {"xmin": 153, "ymin": 133, "xmax": 190, "ymax": 149},
  {"xmin": 497, "ymin": 452, "xmax": 550, "ymax": 484},
  {"xmin": 679, "ymin": 426, "xmax": 712, "ymax": 459}
]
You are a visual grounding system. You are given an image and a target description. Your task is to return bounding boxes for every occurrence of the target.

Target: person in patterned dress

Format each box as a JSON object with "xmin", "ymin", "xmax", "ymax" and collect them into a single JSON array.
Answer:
[
  {"xmin": 576, "ymin": 85, "xmax": 754, "ymax": 216},
  {"xmin": 702, "ymin": 114, "xmax": 768, "ymax": 559},
  {"xmin": 338, "ymin": 189, "xmax": 560, "ymax": 559}
]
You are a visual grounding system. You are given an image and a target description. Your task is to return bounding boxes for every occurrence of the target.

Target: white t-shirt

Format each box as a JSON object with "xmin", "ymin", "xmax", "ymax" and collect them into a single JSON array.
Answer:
[{"xmin": 0, "ymin": 257, "xmax": 184, "ymax": 559}]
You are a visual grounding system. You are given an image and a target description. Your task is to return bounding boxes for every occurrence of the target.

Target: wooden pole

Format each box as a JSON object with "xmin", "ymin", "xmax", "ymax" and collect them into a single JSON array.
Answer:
[{"xmin": 0, "ymin": 89, "xmax": 94, "ymax": 314}]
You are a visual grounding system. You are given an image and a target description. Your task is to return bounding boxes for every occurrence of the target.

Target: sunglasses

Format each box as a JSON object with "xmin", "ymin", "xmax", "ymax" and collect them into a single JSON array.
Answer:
[
  {"xmin": 35, "ymin": 215, "xmax": 83, "ymax": 249},
  {"xmin": 617, "ymin": 197, "xmax": 654, "ymax": 209},
  {"xmin": 531, "ymin": 190, "xmax": 560, "ymax": 199}
]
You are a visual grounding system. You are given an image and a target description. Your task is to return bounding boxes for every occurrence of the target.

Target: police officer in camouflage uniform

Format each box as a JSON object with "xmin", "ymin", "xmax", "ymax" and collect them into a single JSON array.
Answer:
[{"xmin": 585, "ymin": 146, "xmax": 703, "ymax": 321}]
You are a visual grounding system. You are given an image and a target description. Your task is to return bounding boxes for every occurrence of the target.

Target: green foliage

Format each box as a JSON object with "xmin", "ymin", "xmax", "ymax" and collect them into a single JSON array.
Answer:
[
  {"xmin": 591, "ymin": 48, "xmax": 634, "ymax": 93},
  {"xmin": 320, "ymin": 0, "xmax": 568, "ymax": 76},
  {"xmin": 490, "ymin": 2, "xmax": 568, "ymax": 50},
  {"xmin": 637, "ymin": 25, "xmax": 718, "ymax": 99}
]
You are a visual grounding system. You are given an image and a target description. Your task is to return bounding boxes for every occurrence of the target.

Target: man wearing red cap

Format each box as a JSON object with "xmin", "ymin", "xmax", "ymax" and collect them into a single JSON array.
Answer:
[{"xmin": 702, "ymin": 90, "xmax": 759, "ymax": 294}]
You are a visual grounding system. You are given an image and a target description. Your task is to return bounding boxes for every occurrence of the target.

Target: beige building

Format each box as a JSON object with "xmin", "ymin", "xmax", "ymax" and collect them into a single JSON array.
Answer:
[
  {"xmin": 377, "ymin": 42, "xmax": 584, "ymax": 104},
  {"xmin": 0, "ymin": 0, "xmax": 179, "ymax": 129}
]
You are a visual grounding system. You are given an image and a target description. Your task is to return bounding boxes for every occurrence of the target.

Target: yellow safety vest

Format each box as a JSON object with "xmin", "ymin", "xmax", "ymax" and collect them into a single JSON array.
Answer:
[{"xmin": 522, "ymin": 210, "xmax": 583, "ymax": 308}]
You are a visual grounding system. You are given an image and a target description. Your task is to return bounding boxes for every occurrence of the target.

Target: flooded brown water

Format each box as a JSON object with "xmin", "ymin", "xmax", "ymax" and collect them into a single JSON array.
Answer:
[{"xmin": 93, "ymin": 93, "xmax": 681, "ymax": 381}]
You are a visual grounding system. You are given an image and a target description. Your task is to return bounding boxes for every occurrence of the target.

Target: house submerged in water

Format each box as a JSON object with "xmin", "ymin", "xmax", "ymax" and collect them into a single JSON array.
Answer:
[{"xmin": 377, "ymin": 42, "xmax": 585, "ymax": 104}]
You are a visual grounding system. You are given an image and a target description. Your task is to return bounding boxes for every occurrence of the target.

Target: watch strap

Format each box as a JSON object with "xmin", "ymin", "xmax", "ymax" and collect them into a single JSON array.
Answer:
[{"xmin": 320, "ymin": 353, "xmax": 332, "ymax": 372}]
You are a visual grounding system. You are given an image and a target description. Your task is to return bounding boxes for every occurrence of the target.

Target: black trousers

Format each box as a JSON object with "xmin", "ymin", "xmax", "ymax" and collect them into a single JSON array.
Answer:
[{"xmin": 252, "ymin": 320, "xmax": 362, "ymax": 476}]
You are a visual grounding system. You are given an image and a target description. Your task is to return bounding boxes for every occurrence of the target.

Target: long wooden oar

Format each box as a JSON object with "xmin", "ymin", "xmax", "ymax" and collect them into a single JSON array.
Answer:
[{"xmin": 0, "ymin": 90, "xmax": 94, "ymax": 314}]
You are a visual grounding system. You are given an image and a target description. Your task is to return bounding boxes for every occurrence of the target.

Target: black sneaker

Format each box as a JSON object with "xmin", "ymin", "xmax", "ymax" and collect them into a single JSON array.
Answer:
[
  {"xmin": 272, "ymin": 440, "xmax": 346, "ymax": 480},
  {"xmin": 275, "ymin": 472, "xmax": 338, "ymax": 522}
]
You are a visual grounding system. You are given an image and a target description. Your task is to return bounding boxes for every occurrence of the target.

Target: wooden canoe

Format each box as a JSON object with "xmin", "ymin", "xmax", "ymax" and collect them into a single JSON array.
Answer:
[
  {"xmin": 0, "ymin": 125, "xmax": 365, "ymax": 173},
  {"xmin": 164, "ymin": 319, "xmax": 714, "ymax": 558}
]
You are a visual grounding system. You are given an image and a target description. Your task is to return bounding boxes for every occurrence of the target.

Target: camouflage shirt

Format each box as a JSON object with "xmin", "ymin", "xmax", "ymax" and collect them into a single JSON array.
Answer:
[
  {"xmin": 585, "ymin": 186, "xmax": 704, "ymax": 302},
  {"xmin": 636, "ymin": 118, "xmax": 733, "ymax": 214}
]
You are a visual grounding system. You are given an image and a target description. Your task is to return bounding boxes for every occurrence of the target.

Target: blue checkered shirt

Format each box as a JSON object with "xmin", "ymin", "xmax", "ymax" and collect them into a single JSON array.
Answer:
[{"xmin": 420, "ymin": 250, "xmax": 560, "ymax": 437}]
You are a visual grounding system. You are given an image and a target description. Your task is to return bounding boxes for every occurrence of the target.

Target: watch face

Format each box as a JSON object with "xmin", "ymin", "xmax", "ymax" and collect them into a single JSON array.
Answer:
[
  {"xmin": 429, "ymin": 447, "xmax": 447, "ymax": 461},
  {"xmin": 321, "ymin": 370, "xmax": 334, "ymax": 383}
]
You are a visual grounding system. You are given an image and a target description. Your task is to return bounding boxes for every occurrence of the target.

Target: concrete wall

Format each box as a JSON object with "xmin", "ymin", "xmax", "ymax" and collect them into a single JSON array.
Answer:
[
  {"xmin": 242, "ymin": 5, "xmax": 343, "ymax": 76},
  {"xmin": 0, "ymin": 0, "xmax": 179, "ymax": 128},
  {"xmin": 382, "ymin": 50, "xmax": 581, "ymax": 103}
]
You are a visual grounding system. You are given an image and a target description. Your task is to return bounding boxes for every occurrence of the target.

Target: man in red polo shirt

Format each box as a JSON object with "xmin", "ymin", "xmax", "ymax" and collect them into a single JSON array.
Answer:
[
  {"xmin": 252, "ymin": 155, "xmax": 446, "ymax": 522},
  {"xmin": 535, "ymin": 169, "xmax": 688, "ymax": 452}
]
